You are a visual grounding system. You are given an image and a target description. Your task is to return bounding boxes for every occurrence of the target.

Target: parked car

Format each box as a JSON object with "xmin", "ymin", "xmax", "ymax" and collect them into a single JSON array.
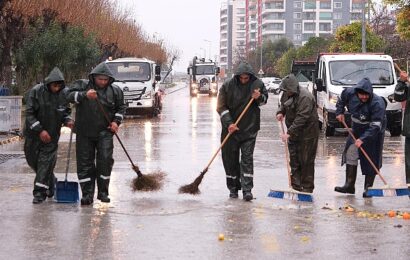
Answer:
[{"xmin": 261, "ymin": 77, "xmax": 282, "ymax": 93}]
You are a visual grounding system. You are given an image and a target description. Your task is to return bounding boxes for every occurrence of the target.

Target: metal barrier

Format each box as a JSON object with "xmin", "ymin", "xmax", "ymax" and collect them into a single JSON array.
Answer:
[{"xmin": 0, "ymin": 96, "xmax": 23, "ymax": 132}]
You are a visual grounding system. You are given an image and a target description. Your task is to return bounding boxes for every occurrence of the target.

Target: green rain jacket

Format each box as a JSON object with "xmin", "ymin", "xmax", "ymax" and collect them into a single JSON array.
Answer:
[
  {"xmin": 24, "ymin": 67, "xmax": 72, "ymax": 140},
  {"xmin": 277, "ymin": 74, "xmax": 319, "ymax": 141},
  {"xmin": 217, "ymin": 62, "xmax": 269, "ymax": 135},
  {"xmin": 65, "ymin": 62, "xmax": 126, "ymax": 137},
  {"xmin": 394, "ymin": 80, "xmax": 410, "ymax": 136}
]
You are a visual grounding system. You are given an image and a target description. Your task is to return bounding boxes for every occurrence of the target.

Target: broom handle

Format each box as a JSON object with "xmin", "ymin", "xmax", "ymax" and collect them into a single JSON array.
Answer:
[
  {"xmin": 202, "ymin": 97, "xmax": 256, "ymax": 172},
  {"xmin": 341, "ymin": 120, "xmax": 388, "ymax": 185},
  {"xmin": 394, "ymin": 62, "xmax": 403, "ymax": 73},
  {"xmin": 64, "ymin": 129, "xmax": 74, "ymax": 182},
  {"xmin": 95, "ymin": 97, "xmax": 139, "ymax": 172},
  {"xmin": 280, "ymin": 121, "xmax": 292, "ymax": 188}
]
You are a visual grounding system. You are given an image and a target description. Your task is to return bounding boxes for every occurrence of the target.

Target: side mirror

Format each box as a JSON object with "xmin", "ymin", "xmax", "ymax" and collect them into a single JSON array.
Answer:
[
  {"xmin": 155, "ymin": 65, "xmax": 161, "ymax": 76},
  {"xmin": 315, "ymin": 78, "xmax": 324, "ymax": 92},
  {"xmin": 216, "ymin": 67, "xmax": 220, "ymax": 75},
  {"xmin": 155, "ymin": 75, "xmax": 161, "ymax": 81}
]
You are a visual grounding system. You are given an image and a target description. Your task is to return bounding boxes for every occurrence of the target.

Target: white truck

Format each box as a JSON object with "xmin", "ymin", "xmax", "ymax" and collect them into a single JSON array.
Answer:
[
  {"xmin": 314, "ymin": 53, "xmax": 402, "ymax": 136},
  {"xmin": 105, "ymin": 57, "xmax": 163, "ymax": 117},
  {"xmin": 187, "ymin": 56, "xmax": 220, "ymax": 97}
]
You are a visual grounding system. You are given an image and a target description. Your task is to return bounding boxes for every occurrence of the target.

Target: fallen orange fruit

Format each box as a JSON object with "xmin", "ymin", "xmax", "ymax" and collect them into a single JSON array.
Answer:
[
  {"xmin": 218, "ymin": 233, "xmax": 225, "ymax": 241},
  {"xmin": 403, "ymin": 212, "xmax": 410, "ymax": 220},
  {"xmin": 388, "ymin": 210, "xmax": 396, "ymax": 218}
]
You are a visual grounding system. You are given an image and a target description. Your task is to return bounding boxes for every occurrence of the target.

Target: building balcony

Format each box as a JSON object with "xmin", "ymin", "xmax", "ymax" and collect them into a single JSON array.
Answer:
[
  {"xmin": 262, "ymin": 19, "xmax": 285, "ymax": 26},
  {"xmin": 262, "ymin": 30, "xmax": 286, "ymax": 35},
  {"xmin": 262, "ymin": 8, "xmax": 285, "ymax": 15}
]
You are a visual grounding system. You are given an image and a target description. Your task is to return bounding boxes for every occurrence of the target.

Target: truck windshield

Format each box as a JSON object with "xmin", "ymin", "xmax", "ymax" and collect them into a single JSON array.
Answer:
[
  {"xmin": 329, "ymin": 60, "xmax": 394, "ymax": 86},
  {"xmin": 106, "ymin": 62, "xmax": 151, "ymax": 82},
  {"xmin": 196, "ymin": 65, "xmax": 215, "ymax": 75}
]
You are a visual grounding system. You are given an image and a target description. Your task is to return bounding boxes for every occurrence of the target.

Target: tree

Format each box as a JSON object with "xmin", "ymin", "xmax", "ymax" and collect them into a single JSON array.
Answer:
[
  {"xmin": 244, "ymin": 38, "xmax": 294, "ymax": 76},
  {"xmin": 275, "ymin": 36, "xmax": 333, "ymax": 77},
  {"xmin": 329, "ymin": 22, "xmax": 385, "ymax": 52},
  {"xmin": 14, "ymin": 21, "xmax": 101, "ymax": 94}
]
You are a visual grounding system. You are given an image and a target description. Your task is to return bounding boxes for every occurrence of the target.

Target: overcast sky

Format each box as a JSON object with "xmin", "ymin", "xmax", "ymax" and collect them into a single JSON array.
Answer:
[{"xmin": 117, "ymin": 0, "xmax": 223, "ymax": 72}]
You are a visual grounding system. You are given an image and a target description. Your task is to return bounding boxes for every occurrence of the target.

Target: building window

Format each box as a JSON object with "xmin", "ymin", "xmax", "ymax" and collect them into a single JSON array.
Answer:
[
  {"xmin": 294, "ymin": 23, "xmax": 302, "ymax": 30},
  {"xmin": 264, "ymin": 12, "xmax": 285, "ymax": 20},
  {"xmin": 319, "ymin": 23, "xmax": 332, "ymax": 32},
  {"xmin": 351, "ymin": 13, "xmax": 362, "ymax": 21},
  {"xmin": 352, "ymin": 3, "xmax": 363, "ymax": 10},
  {"xmin": 294, "ymin": 1, "xmax": 302, "ymax": 8},
  {"xmin": 319, "ymin": 2, "xmax": 332, "ymax": 9},
  {"xmin": 271, "ymin": 23, "xmax": 283, "ymax": 31},
  {"xmin": 294, "ymin": 12, "xmax": 302, "ymax": 19},
  {"xmin": 294, "ymin": 34, "xmax": 302, "ymax": 41},
  {"xmin": 304, "ymin": 23, "xmax": 316, "ymax": 31},
  {"xmin": 334, "ymin": 2, "xmax": 342, "ymax": 8},
  {"xmin": 304, "ymin": 0, "xmax": 316, "ymax": 9},
  {"xmin": 237, "ymin": 17, "xmax": 245, "ymax": 23},
  {"xmin": 334, "ymin": 12, "xmax": 342, "ymax": 20},
  {"xmin": 304, "ymin": 12, "xmax": 316, "ymax": 20},
  {"xmin": 319, "ymin": 12, "xmax": 332, "ymax": 20},
  {"xmin": 264, "ymin": 1, "xmax": 284, "ymax": 10}
]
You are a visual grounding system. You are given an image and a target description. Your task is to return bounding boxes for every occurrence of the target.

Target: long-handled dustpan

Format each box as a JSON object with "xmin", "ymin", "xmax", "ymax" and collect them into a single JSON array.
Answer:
[
  {"xmin": 341, "ymin": 120, "xmax": 410, "ymax": 197},
  {"xmin": 55, "ymin": 129, "xmax": 80, "ymax": 203},
  {"xmin": 268, "ymin": 121, "xmax": 313, "ymax": 202}
]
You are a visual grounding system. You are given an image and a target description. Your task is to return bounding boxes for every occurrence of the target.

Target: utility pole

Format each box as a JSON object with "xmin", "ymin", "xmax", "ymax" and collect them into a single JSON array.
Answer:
[
  {"xmin": 204, "ymin": 39, "xmax": 212, "ymax": 60},
  {"xmin": 361, "ymin": 0, "xmax": 366, "ymax": 53}
]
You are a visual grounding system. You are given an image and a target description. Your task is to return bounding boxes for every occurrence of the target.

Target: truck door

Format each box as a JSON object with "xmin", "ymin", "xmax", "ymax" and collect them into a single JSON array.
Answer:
[{"xmin": 317, "ymin": 61, "xmax": 326, "ymax": 118}]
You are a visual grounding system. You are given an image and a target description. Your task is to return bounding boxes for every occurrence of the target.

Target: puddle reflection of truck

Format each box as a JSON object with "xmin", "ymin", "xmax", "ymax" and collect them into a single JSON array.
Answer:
[
  {"xmin": 313, "ymin": 53, "xmax": 402, "ymax": 136},
  {"xmin": 187, "ymin": 56, "xmax": 220, "ymax": 97},
  {"xmin": 105, "ymin": 57, "xmax": 163, "ymax": 118}
]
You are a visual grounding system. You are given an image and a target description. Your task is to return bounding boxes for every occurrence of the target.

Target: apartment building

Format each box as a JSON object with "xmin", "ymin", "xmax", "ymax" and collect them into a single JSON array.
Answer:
[
  {"xmin": 247, "ymin": 0, "xmax": 365, "ymax": 49},
  {"xmin": 220, "ymin": 0, "xmax": 246, "ymax": 78}
]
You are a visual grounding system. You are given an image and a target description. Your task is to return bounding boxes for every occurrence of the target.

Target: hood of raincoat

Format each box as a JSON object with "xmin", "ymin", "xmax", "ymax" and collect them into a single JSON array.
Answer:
[
  {"xmin": 279, "ymin": 74, "xmax": 299, "ymax": 93},
  {"xmin": 234, "ymin": 62, "xmax": 256, "ymax": 81},
  {"xmin": 44, "ymin": 67, "xmax": 65, "ymax": 89},
  {"xmin": 89, "ymin": 62, "xmax": 116, "ymax": 85},
  {"xmin": 354, "ymin": 77, "xmax": 373, "ymax": 96}
]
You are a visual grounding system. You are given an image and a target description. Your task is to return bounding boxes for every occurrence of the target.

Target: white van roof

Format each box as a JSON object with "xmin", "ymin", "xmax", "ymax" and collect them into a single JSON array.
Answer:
[
  {"xmin": 106, "ymin": 57, "xmax": 155, "ymax": 63},
  {"xmin": 319, "ymin": 53, "xmax": 392, "ymax": 62}
]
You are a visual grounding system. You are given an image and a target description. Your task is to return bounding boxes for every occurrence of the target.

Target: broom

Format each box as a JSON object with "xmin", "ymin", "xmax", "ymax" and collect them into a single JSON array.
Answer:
[
  {"xmin": 178, "ymin": 96, "xmax": 256, "ymax": 195},
  {"xmin": 341, "ymin": 120, "xmax": 410, "ymax": 197},
  {"xmin": 267, "ymin": 120, "xmax": 313, "ymax": 202},
  {"xmin": 95, "ymin": 97, "xmax": 165, "ymax": 191}
]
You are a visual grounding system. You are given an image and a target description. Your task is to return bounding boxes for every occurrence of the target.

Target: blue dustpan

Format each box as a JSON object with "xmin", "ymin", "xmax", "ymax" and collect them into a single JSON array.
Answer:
[{"xmin": 55, "ymin": 130, "xmax": 79, "ymax": 203}]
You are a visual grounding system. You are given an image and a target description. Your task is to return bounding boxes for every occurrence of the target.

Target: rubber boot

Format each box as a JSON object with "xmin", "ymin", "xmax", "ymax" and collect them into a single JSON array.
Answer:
[
  {"xmin": 46, "ymin": 175, "xmax": 57, "ymax": 198},
  {"xmin": 80, "ymin": 180, "xmax": 95, "ymax": 205},
  {"xmin": 229, "ymin": 188, "xmax": 239, "ymax": 199},
  {"xmin": 363, "ymin": 174, "xmax": 376, "ymax": 198},
  {"xmin": 97, "ymin": 177, "xmax": 110, "ymax": 203},
  {"xmin": 243, "ymin": 191, "xmax": 253, "ymax": 201},
  {"xmin": 334, "ymin": 165, "xmax": 357, "ymax": 194}
]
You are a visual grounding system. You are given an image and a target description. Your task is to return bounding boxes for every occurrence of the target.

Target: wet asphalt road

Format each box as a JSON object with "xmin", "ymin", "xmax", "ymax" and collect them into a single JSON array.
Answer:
[{"xmin": 0, "ymin": 82, "xmax": 409, "ymax": 259}]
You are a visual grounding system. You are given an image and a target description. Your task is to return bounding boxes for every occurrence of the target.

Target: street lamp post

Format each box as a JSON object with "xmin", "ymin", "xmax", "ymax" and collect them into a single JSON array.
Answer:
[
  {"xmin": 200, "ymin": 48, "xmax": 206, "ymax": 59},
  {"xmin": 204, "ymin": 39, "xmax": 212, "ymax": 60}
]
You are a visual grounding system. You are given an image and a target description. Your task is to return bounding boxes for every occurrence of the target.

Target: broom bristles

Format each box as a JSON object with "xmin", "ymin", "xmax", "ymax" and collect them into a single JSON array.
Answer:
[
  {"xmin": 131, "ymin": 170, "xmax": 166, "ymax": 192},
  {"xmin": 178, "ymin": 172, "xmax": 205, "ymax": 195}
]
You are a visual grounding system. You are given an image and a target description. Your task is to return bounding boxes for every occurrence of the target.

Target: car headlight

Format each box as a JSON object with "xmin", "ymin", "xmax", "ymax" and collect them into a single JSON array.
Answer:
[
  {"xmin": 192, "ymin": 83, "xmax": 198, "ymax": 89},
  {"xmin": 388, "ymin": 94, "xmax": 396, "ymax": 103},
  {"xmin": 211, "ymin": 83, "xmax": 217, "ymax": 89},
  {"xmin": 142, "ymin": 92, "xmax": 152, "ymax": 99},
  {"xmin": 329, "ymin": 92, "xmax": 339, "ymax": 104}
]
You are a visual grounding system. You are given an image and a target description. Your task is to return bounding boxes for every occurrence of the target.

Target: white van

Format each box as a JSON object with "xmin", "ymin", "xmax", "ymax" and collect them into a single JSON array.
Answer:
[
  {"xmin": 105, "ymin": 57, "xmax": 162, "ymax": 117},
  {"xmin": 314, "ymin": 53, "xmax": 402, "ymax": 136}
]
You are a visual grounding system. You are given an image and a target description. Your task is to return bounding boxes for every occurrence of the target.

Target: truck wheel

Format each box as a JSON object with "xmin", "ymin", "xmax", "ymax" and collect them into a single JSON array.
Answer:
[
  {"xmin": 325, "ymin": 124, "xmax": 335, "ymax": 136},
  {"xmin": 389, "ymin": 126, "xmax": 402, "ymax": 137}
]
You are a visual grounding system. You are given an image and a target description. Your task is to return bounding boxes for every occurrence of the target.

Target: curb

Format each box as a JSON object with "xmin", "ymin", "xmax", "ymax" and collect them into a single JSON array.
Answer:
[{"xmin": 0, "ymin": 136, "xmax": 22, "ymax": 145}]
